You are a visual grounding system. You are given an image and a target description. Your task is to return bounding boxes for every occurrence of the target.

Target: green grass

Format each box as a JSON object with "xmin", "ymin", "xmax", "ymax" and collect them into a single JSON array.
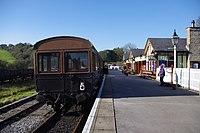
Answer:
[
  {"xmin": 0, "ymin": 49, "xmax": 16, "ymax": 64},
  {"xmin": 0, "ymin": 80, "xmax": 36, "ymax": 107}
]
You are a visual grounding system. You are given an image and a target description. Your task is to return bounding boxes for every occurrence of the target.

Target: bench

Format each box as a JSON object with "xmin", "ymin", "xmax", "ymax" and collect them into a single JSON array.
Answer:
[{"xmin": 141, "ymin": 70, "xmax": 156, "ymax": 79}]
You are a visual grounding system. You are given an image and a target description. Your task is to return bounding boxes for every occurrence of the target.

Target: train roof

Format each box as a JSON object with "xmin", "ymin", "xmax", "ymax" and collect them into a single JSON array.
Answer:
[{"xmin": 34, "ymin": 36, "xmax": 94, "ymax": 51}]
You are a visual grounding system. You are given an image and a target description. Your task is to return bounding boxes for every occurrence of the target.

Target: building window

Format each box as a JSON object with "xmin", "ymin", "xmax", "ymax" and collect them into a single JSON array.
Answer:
[
  {"xmin": 192, "ymin": 62, "xmax": 199, "ymax": 69},
  {"xmin": 182, "ymin": 56, "xmax": 187, "ymax": 68},
  {"xmin": 158, "ymin": 55, "xmax": 168, "ymax": 61},
  {"xmin": 177, "ymin": 55, "xmax": 183, "ymax": 68},
  {"xmin": 38, "ymin": 53, "xmax": 60, "ymax": 73},
  {"xmin": 65, "ymin": 51, "xmax": 88, "ymax": 72},
  {"xmin": 177, "ymin": 53, "xmax": 187, "ymax": 68}
]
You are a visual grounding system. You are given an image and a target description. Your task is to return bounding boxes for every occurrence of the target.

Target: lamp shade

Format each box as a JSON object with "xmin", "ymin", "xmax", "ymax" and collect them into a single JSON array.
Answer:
[{"xmin": 171, "ymin": 29, "xmax": 179, "ymax": 45}]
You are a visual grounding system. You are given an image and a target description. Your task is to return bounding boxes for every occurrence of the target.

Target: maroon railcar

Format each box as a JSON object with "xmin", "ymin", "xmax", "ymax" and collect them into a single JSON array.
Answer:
[{"xmin": 34, "ymin": 36, "xmax": 103, "ymax": 111}]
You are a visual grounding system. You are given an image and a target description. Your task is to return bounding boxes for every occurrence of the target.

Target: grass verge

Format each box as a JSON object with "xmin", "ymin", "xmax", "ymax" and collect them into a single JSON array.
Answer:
[{"xmin": 0, "ymin": 80, "xmax": 36, "ymax": 107}]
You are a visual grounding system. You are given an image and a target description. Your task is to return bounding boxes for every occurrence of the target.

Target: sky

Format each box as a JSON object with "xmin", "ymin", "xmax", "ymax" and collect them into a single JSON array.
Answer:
[{"xmin": 0, "ymin": 0, "xmax": 200, "ymax": 51}]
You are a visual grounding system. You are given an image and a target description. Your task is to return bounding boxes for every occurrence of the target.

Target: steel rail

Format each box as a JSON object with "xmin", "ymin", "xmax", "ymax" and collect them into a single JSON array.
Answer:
[
  {"xmin": 32, "ymin": 105, "xmax": 65, "ymax": 133},
  {"xmin": 0, "ymin": 94, "xmax": 37, "ymax": 114},
  {"xmin": 0, "ymin": 101, "xmax": 43, "ymax": 130}
]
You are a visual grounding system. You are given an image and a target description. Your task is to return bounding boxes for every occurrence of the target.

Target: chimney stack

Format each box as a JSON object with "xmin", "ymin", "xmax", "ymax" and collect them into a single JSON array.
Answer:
[{"xmin": 186, "ymin": 20, "xmax": 200, "ymax": 68}]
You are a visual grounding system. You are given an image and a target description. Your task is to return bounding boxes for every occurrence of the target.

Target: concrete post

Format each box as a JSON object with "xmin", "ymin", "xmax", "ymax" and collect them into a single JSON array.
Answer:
[{"xmin": 173, "ymin": 44, "xmax": 177, "ymax": 88}]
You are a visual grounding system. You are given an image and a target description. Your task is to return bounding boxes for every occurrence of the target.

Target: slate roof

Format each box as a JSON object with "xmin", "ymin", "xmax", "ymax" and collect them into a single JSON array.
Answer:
[
  {"xmin": 130, "ymin": 49, "xmax": 144, "ymax": 57},
  {"xmin": 148, "ymin": 38, "xmax": 187, "ymax": 52},
  {"xmin": 123, "ymin": 49, "xmax": 144, "ymax": 61}
]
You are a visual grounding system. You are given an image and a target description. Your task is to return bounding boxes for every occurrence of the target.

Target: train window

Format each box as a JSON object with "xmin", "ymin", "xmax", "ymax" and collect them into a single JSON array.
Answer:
[
  {"xmin": 42, "ymin": 56, "xmax": 48, "ymax": 72},
  {"xmin": 65, "ymin": 52, "xmax": 88, "ymax": 72},
  {"xmin": 50, "ymin": 53, "xmax": 59, "ymax": 71},
  {"xmin": 38, "ymin": 53, "xmax": 60, "ymax": 73}
]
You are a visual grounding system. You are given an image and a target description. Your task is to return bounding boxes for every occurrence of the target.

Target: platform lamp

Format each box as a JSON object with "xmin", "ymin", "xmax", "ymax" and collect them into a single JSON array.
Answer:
[{"xmin": 171, "ymin": 29, "xmax": 179, "ymax": 89}]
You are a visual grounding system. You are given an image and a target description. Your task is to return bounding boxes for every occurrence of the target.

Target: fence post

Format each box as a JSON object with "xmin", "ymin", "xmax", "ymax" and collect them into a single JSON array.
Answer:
[
  {"xmin": 199, "ymin": 81, "xmax": 200, "ymax": 95},
  {"xmin": 188, "ymin": 68, "xmax": 190, "ymax": 90}
]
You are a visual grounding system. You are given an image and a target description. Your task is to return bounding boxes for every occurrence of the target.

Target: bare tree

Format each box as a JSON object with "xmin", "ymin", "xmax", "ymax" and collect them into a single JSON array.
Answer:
[
  {"xmin": 196, "ymin": 16, "xmax": 200, "ymax": 27},
  {"xmin": 122, "ymin": 43, "xmax": 137, "ymax": 53}
]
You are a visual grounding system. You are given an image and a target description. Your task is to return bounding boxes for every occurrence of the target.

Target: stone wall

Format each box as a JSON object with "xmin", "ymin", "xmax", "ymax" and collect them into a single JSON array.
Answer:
[{"xmin": 186, "ymin": 25, "xmax": 200, "ymax": 68}]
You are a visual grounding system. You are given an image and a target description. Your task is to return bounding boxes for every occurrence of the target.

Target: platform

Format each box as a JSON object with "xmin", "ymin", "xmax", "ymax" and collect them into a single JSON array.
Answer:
[
  {"xmin": 90, "ymin": 75, "xmax": 116, "ymax": 133},
  {"xmin": 82, "ymin": 75, "xmax": 116, "ymax": 133},
  {"xmin": 83, "ymin": 70, "xmax": 200, "ymax": 133}
]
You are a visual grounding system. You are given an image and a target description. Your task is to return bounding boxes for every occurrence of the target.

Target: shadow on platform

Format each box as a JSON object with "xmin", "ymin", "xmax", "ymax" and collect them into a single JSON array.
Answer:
[{"xmin": 101, "ymin": 70, "xmax": 199, "ymax": 99}]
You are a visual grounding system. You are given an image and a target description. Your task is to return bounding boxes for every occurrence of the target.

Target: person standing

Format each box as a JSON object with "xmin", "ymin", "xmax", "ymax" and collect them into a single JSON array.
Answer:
[{"xmin": 158, "ymin": 64, "xmax": 165, "ymax": 86}]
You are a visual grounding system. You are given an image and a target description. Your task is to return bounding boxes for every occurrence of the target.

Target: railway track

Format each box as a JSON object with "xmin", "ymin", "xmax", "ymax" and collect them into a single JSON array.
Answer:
[
  {"xmin": 0, "ymin": 95, "xmax": 39, "ymax": 129},
  {"xmin": 0, "ymin": 94, "xmax": 36, "ymax": 114},
  {"xmin": 32, "ymin": 105, "xmax": 88, "ymax": 133},
  {"xmin": 0, "ymin": 94, "xmax": 52, "ymax": 133},
  {"xmin": 0, "ymin": 101, "xmax": 89, "ymax": 133},
  {"xmin": 0, "ymin": 103, "xmax": 53, "ymax": 133},
  {"xmin": 0, "ymin": 99, "xmax": 41, "ymax": 129},
  {"xmin": 0, "ymin": 95, "xmax": 96, "ymax": 133},
  {"xmin": 47, "ymin": 106, "xmax": 84, "ymax": 133}
]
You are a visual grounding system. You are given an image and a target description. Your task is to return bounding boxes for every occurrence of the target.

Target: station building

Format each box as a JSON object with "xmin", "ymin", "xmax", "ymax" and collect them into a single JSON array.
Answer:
[{"xmin": 123, "ymin": 20, "xmax": 200, "ymax": 78}]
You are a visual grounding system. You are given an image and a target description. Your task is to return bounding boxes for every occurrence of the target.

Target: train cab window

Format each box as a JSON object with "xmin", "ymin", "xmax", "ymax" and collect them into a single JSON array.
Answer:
[
  {"xmin": 38, "ymin": 53, "xmax": 60, "ymax": 73},
  {"xmin": 65, "ymin": 52, "xmax": 88, "ymax": 72}
]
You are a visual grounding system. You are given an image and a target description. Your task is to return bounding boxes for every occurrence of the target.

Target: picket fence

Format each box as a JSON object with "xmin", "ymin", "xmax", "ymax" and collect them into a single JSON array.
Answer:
[{"xmin": 156, "ymin": 68, "xmax": 200, "ymax": 92}]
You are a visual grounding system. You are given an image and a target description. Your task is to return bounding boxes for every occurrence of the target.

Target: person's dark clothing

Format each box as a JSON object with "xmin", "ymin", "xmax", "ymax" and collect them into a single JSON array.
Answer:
[{"xmin": 159, "ymin": 65, "xmax": 165, "ymax": 86}]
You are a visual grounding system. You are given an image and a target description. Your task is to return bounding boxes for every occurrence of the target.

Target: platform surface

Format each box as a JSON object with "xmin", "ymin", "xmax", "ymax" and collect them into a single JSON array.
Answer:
[{"xmin": 91, "ymin": 70, "xmax": 200, "ymax": 133}]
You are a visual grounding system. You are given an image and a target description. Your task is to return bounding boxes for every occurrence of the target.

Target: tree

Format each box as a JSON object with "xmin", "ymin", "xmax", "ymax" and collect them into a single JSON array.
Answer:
[
  {"xmin": 0, "ymin": 43, "xmax": 33, "ymax": 69},
  {"xmin": 196, "ymin": 16, "xmax": 200, "ymax": 27},
  {"xmin": 99, "ymin": 48, "xmax": 123, "ymax": 62},
  {"xmin": 99, "ymin": 50, "xmax": 117, "ymax": 62},
  {"xmin": 99, "ymin": 50, "xmax": 108, "ymax": 61},
  {"xmin": 0, "ymin": 44, "xmax": 8, "ymax": 50},
  {"xmin": 113, "ymin": 47, "xmax": 123, "ymax": 61},
  {"xmin": 11, "ymin": 43, "xmax": 33, "ymax": 69},
  {"xmin": 122, "ymin": 43, "xmax": 137, "ymax": 53}
]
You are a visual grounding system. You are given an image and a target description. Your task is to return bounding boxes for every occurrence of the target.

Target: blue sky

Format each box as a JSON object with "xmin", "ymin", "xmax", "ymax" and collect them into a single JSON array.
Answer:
[{"xmin": 0, "ymin": 0, "xmax": 200, "ymax": 51}]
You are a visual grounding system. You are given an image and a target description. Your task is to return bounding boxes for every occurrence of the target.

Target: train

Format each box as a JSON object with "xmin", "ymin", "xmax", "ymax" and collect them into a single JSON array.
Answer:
[
  {"xmin": 34, "ymin": 36, "xmax": 104, "ymax": 111},
  {"xmin": 0, "ymin": 69, "xmax": 33, "ymax": 83}
]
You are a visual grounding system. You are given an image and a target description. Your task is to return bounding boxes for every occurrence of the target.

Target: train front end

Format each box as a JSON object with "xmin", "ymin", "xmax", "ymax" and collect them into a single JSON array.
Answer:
[{"xmin": 34, "ymin": 36, "xmax": 102, "ymax": 111}]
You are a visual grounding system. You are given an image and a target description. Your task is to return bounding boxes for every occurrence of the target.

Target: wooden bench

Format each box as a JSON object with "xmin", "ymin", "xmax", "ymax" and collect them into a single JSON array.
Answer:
[{"xmin": 141, "ymin": 70, "xmax": 156, "ymax": 79}]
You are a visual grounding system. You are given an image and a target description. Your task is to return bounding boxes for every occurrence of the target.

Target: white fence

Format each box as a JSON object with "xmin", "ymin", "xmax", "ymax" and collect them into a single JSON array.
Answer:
[
  {"xmin": 176, "ymin": 68, "xmax": 200, "ymax": 92},
  {"xmin": 156, "ymin": 68, "xmax": 200, "ymax": 92}
]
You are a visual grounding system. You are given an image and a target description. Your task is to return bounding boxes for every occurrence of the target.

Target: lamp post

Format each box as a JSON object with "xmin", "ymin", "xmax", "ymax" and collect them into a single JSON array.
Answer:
[{"xmin": 171, "ymin": 29, "xmax": 179, "ymax": 89}]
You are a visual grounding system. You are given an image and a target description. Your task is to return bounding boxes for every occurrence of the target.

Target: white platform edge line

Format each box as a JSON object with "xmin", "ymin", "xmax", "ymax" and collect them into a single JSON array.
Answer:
[{"xmin": 82, "ymin": 75, "xmax": 106, "ymax": 133}]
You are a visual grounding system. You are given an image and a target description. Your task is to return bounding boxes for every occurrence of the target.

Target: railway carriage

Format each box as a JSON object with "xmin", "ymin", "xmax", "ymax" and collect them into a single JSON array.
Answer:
[{"xmin": 34, "ymin": 36, "xmax": 104, "ymax": 111}]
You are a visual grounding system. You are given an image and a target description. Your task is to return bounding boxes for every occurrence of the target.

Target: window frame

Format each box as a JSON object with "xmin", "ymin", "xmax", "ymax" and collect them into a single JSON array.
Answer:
[
  {"xmin": 64, "ymin": 51, "xmax": 89, "ymax": 73},
  {"xmin": 37, "ymin": 52, "xmax": 60, "ymax": 73}
]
